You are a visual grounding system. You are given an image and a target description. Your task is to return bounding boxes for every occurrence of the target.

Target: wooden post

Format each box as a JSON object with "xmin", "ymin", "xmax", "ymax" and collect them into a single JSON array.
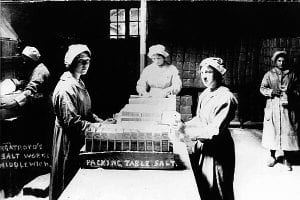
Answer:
[{"xmin": 140, "ymin": 0, "xmax": 147, "ymax": 74}]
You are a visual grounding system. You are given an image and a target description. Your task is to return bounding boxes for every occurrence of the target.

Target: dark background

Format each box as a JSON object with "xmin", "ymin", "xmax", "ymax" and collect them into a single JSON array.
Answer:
[
  {"xmin": 2, "ymin": 1, "xmax": 300, "ymax": 119},
  {"xmin": 1, "ymin": 1, "xmax": 300, "ymax": 197}
]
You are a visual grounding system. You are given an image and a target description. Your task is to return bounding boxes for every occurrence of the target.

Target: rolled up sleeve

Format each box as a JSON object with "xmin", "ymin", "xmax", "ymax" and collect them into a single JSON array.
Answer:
[
  {"xmin": 172, "ymin": 69, "xmax": 182, "ymax": 95},
  {"xmin": 136, "ymin": 69, "xmax": 149, "ymax": 95}
]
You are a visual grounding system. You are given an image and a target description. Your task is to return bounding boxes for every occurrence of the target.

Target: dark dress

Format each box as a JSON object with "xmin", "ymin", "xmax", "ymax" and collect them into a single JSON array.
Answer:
[
  {"xmin": 49, "ymin": 71, "xmax": 97, "ymax": 200},
  {"xmin": 185, "ymin": 86, "xmax": 237, "ymax": 200}
]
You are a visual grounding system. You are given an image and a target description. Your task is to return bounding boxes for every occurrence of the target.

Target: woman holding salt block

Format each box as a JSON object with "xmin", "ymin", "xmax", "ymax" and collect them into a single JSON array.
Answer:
[{"xmin": 179, "ymin": 57, "xmax": 237, "ymax": 200}]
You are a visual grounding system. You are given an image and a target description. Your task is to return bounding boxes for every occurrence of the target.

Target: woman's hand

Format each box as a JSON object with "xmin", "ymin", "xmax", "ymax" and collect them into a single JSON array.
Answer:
[
  {"xmin": 177, "ymin": 121, "xmax": 186, "ymax": 133},
  {"xmin": 87, "ymin": 122, "xmax": 102, "ymax": 132},
  {"xmin": 163, "ymin": 87, "xmax": 173, "ymax": 97},
  {"xmin": 271, "ymin": 89, "xmax": 281, "ymax": 97},
  {"xmin": 93, "ymin": 114, "xmax": 104, "ymax": 123},
  {"xmin": 176, "ymin": 121, "xmax": 202, "ymax": 154},
  {"xmin": 175, "ymin": 121, "xmax": 187, "ymax": 141},
  {"xmin": 103, "ymin": 118, "xmax": 117, "ymax": 124},
  {"xmin": 139, "ymin": 92, "xmax": 151, "ymax": 98}
]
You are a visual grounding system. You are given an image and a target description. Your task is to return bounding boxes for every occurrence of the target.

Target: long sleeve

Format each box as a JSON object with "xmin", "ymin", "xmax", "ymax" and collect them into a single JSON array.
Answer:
[
  {"xmin": 184, "ymin": 92, "xmax": 206, "ymax": 139},
  {"xmin": 183, "ymin": 117, "xmax": 205, "ymax": 140},
  {"xmin": 14, "ymin": 63, "xmax": 50, "ymax": 106},
  {"xmin": 55, "ymin": 91, "xmax": 91, "ymax": 134},
  {"xmin": 204, "ymin": 96, "xmax": 237, "ymax": 137},
  {"xmin": 260, "ymin": 72, "xmax": 273, "ymax": 97},
  {"xmin": 184, "ymin": 89, "xmax": 237, "ymax": 140}
]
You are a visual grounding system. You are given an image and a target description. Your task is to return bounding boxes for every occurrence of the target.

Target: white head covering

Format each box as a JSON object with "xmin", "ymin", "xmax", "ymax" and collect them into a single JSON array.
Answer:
[
  {"xmin": 200, "ymin": 57, "xmax": 227, "ymax": 75},
  {"xmin": 147, "ymin": 44, "xmax": 169, "ymax": 58},
  {"xmin": 271, "ymin": 50, "xmax": 287, "ymax": 62},
  {"xmin": 22, "ymin": 46, "xmax": 41, "ymax": 61},
  {"xmin": 64, "ymin": 44, "xmax": 91, "ymax": 68}
]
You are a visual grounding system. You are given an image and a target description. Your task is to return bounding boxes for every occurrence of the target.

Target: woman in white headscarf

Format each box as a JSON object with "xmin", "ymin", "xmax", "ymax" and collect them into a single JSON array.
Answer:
[
  {"xmin": 260, "ymin": 51, "xmax": 300, "ymax": 171},
  {"xmin": 136, "ymin": 44, "xmax": 182, "ymax": 98},
  {"xmin": 49, "ymin": 44, "xmax": 102, "ymax": 200},
  {"xmin": 179, "ymin": 57, "xmax": 237, "ymax": 200}
]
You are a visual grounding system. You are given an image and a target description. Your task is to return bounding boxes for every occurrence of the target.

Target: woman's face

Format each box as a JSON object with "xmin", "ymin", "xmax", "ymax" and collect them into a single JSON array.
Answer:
[
  {"xmin": 74, "ymin": 52, "xmax": 91, "ymax": 75},
  {"xmin": 201, "ymin": 65, "xmax": 218, "ymax": 89},
  {"xmin": 21, "ymin": 55, "xmax": 34, "ymax": 67},
  {"xmin": 151, "ymin": 54, "xmax": 165, "ymax": 66},
  {"xmin": 276, "ymin": 56, "xmax": 286, "ymax": 70}
]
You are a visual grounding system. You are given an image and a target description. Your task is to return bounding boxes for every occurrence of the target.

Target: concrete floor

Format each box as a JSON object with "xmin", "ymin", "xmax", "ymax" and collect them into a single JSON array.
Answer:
[
  {"xmin": 232, "ymin": 128, "xmax": 300, "ymax": 200},
  {"xmin": 3, "ymin": 128, "xmax": 300, "ymax": 200}
]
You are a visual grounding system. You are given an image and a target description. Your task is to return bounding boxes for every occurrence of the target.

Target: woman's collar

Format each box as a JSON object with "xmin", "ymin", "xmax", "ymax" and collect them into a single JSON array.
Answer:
[
  {"xmin": 273, "ymin": 67, "xmax": 290, "ymax": 74},
  {"xmin": 60, "ymin": 71, "xmax": 85, "ymax": 89}
]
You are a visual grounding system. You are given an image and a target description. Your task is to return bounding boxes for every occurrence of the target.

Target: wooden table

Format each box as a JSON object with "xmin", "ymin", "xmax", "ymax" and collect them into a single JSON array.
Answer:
[{"xmin": 58, "ymin": 142, "xmax": 201, "ymax": 200}]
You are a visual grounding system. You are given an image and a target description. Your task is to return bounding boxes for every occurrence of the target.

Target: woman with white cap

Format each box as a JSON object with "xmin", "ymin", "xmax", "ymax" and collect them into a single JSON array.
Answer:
[
  {"xmin": 136, "ymin": 44, "xmax": 182, "ymax": 97},
  {"xmin": 179, "ymin": 57, "xmax": 237, "ymax": 200},
  {"xmin": 260, "ymin": 50, "xmax": 300, "ymax": 171},
  {"xmin": 49, "ymin": 44, "xmax": 102, "ymax": 200},
  {"xmin": 0, "ymin": 46, "xmax": 50, "ymax": 108}
]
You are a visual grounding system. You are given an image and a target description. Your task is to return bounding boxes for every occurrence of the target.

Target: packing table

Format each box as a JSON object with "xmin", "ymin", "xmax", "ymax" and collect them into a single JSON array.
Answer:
[{"xmin": 58, "ymin": 141, "xmax": 201, "ymax": 200}]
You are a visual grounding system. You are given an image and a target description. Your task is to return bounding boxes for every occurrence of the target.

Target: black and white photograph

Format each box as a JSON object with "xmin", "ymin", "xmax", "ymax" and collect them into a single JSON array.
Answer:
[{"xmin": 1, "ymin": 0, "xmax": 300, "ymax": 200}]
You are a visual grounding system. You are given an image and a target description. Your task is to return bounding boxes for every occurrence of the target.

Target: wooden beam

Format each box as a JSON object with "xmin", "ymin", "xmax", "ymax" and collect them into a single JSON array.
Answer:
[{"xmin": 140, "ymin": 0, "xmax": 147, "ymax": 74}]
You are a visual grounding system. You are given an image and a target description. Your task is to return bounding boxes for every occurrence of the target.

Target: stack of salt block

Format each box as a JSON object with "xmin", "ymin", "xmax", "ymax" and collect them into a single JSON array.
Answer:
[
  {"xmin": 85, "ymin": 123, "xmax": 173, "ymax": 153},
  {"xmin": 128, "ymin": 96, "xmax": 176, "ymax": 111},
  {"xmin": 171, "ymin": 47, "xmax": 200, "ymax": 88},
  {"xmin": 118, "ymin": 104, "xmax": 163, "ymax": 123},
  {"xmin": 177, "ymin": 95, "xmax": 193, "ymax": 122},
  {"xmin": 117, "ymin": 96, "xmax": 177, "ymax": 123},
  {"xmin": 167, "ymin": 41, "xmax": 262, "ymax": 90}
]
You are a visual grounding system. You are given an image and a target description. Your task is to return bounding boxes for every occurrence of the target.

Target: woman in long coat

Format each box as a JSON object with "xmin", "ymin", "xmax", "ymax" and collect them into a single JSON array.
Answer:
[
  {"xmin": 136, "ymin": 44, "xmax": 182, "ymax": 97},
  {"xmin": 49, "ymin": 44, "xmax": 102, "ymax": 200},
  {"xmin": 260, "ymin": 50, "xmax": 300, "ymax": 171},
  {"xmin": 181, "ymin": 57, "xmax": 237, "ymax": 200}
]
